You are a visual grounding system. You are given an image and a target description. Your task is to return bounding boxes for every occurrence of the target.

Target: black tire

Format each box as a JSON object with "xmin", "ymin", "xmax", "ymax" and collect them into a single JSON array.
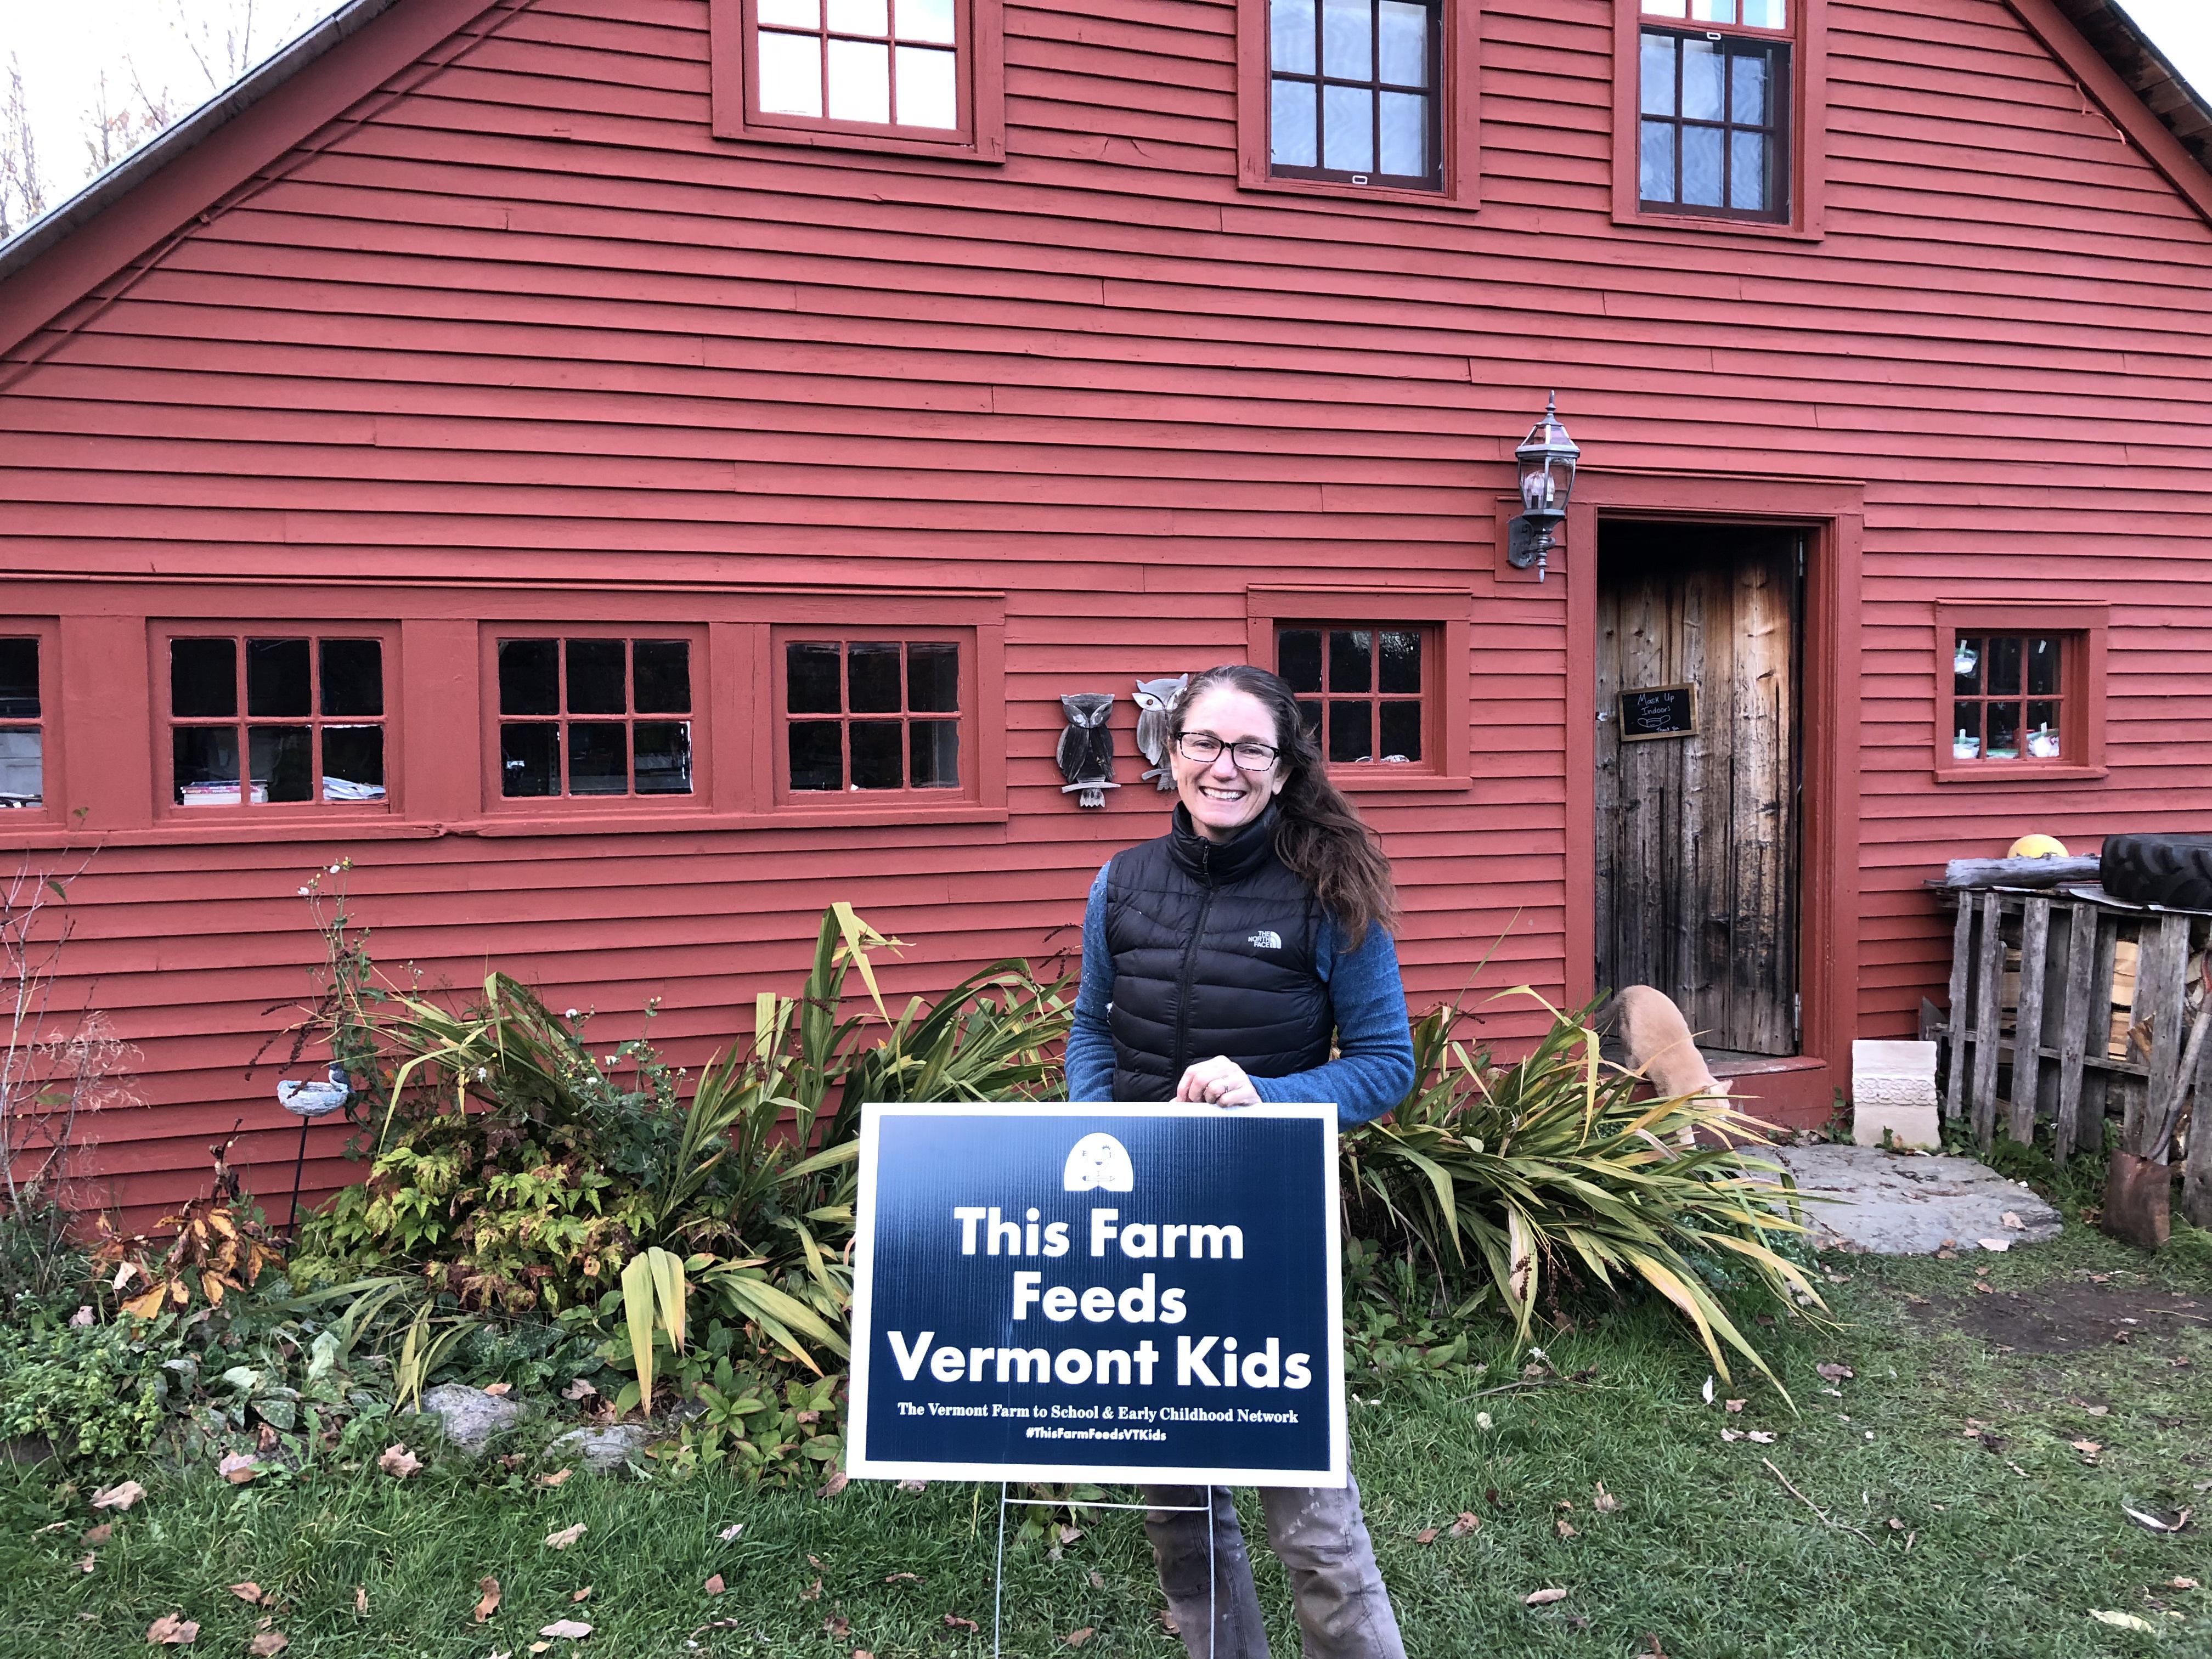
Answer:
[{"xmin": 2101, "ymin": 833, "xmax": 2212, "ymax": 911}]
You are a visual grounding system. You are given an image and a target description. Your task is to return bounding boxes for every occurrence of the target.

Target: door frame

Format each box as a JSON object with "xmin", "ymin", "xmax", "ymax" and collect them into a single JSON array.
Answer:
[{"xmin": 1562, "ymin": 470, "xmax": 1864, "ymax": 1128}]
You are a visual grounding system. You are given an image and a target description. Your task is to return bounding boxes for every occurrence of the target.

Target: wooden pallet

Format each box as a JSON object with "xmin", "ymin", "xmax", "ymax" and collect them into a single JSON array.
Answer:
[{"xmin": 1937, "ymin": 889, "xmax": 2211, "ymax": 1225}]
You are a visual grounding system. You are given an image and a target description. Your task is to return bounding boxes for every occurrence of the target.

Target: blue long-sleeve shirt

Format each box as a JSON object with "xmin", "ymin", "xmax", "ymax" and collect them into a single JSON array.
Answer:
[{"xmin": 1065, "ymin": 864, "xmax": 1415, "ymax": 1126}]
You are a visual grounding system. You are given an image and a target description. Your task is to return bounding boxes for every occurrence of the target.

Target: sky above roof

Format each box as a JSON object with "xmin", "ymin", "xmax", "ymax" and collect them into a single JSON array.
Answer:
[{"xmin": 3, "ymin": 0, "xmax": 2211, "ymax": 215}]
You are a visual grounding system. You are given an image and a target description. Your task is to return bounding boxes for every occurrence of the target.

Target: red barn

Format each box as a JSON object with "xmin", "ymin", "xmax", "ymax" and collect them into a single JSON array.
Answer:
[{"xmin": 3, "ymin": 0, "xmax": 2209, "ymax": 1219}]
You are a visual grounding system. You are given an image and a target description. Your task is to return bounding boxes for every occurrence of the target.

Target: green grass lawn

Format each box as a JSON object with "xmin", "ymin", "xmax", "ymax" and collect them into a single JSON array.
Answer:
[{"xmin": 5, "ymin": 1222, "xmax": 2207, "ymax": 1658}]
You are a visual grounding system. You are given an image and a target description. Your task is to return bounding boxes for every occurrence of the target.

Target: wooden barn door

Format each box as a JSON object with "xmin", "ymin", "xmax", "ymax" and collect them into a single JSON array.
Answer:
[{"xmin": 1594, "ymin": 523, "xmax": 1803, "ymax": 1058}]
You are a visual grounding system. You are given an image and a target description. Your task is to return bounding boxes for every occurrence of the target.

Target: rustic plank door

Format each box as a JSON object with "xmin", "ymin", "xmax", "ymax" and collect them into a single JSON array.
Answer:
[{"xmin": 1594, "ymin": 523, "xmax": 1803, "ymax": 1057}]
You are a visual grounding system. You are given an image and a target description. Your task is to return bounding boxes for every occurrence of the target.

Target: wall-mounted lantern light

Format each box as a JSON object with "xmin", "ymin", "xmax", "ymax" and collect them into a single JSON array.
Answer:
[{"xmin": 1508, "ymin": 392, "xmax": 1579, "ymax": 583}]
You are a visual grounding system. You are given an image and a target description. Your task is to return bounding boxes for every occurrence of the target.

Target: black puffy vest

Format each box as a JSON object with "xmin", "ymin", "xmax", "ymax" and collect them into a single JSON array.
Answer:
[{"xmin": 1103, "ymin": 806, "xmax": 1333, "ymax": 1102}]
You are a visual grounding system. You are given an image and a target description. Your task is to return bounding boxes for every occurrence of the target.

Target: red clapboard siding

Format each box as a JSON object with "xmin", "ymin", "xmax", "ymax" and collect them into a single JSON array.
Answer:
[{"xmin": 4, "ymin": 0, "xmax": 2212, "ymax": 1220}]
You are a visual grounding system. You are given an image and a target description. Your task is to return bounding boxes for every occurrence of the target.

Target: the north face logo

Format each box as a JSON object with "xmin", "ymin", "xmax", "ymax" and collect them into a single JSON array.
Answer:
[{"xmin": 1248, "ymin": 930, "xmax": 1283, "ymax": 950}]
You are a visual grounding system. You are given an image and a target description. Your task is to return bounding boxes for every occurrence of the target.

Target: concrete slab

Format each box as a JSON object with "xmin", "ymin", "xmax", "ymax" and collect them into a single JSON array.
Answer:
[{"xmin": 1766, "ymin": 1143, "xmax": 2064, "ymax": 1256}]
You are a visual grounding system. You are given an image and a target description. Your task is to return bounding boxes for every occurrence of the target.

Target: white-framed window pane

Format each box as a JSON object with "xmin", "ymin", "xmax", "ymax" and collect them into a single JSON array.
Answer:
[
  {"xmin": 758, "ymin": 30, "xmax": 823, "ymax": 116},
  {"xmin": 1272, "ymin": 0, "xmax": 1317, "ymax": 74},
  {"xmin": 896, "ymin": 44, "xmax": 958, "ymax": 128},
  {"xmin": 827, "ymin": 0, "xmax": 889, "ymax": 36},
  {"xmin": 760, "ymin": 0, "xmax": 819, "ymax": 25},
  {"xmin": 1322, "ymin": 83, "xmax": 1374, "ymax": 172},
  {"xmin": 1379, "ymin": 90, "xmax": 1426, "ymax": 177},
  {"xmin": 1378, "ymin": 0, "xmax": 1427, "ymax": 87},
  {"xmin": 1271, "ymin": 78, "xmax": 1318, "ymax": 167},
  {"xmin": 894, "ymin": 0, "xmax": 955, "ymax": 43},
  {"xmin": 0, "ymin": 730, "xmax": 41, "ymax": 807},
  {"xmin": 827, "ymin": 37, "xmax": 891, "ymax": 122}
]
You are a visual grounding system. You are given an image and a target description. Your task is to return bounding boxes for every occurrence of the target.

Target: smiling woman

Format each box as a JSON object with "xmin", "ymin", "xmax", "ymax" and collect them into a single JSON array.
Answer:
[{"xmin": 1062, "ymin": 662, "xmax": 1414, "ymax": 1659}]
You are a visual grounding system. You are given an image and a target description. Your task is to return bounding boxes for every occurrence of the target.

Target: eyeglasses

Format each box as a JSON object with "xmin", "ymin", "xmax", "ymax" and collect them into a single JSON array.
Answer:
[{"xmin": 1175, "ymin": 731, "xmax": 1282, "ymax": 772}]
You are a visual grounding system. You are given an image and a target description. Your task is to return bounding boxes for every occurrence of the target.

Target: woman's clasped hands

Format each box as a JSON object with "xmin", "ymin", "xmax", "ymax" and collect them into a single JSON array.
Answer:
[{"xmin": 1173, "ymin": 1054, "xmax": 1261, "ymax": 1108}]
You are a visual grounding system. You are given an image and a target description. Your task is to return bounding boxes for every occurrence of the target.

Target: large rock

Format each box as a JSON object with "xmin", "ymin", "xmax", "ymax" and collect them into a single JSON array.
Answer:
[
  {"xmin": 544, "ymin": 1423, "xmax": 654, "ymax": 1472},
  {"xmin": 1768, "ymin": 1143, "xmax": 2063, "ymax": 1255},
  {"xmin": 411, "ymin": 1385, "xmax": 523, "ymax": 1455}
]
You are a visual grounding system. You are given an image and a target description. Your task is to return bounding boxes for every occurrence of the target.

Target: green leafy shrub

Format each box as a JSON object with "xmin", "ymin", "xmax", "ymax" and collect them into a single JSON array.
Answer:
[
  {"xmin": 0, "ymin": 1317, "xmax": 175, "ymax": 1460},
  {"xmin": 1343, "ymin": 991, "xmax": 1825, "ymax": 1391}
]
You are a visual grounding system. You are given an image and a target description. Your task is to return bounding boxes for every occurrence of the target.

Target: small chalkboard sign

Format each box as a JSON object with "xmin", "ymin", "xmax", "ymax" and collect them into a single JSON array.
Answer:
[{"xmin": 1619, "ymin": 682, "xmax": 1697, "ymax": 742}]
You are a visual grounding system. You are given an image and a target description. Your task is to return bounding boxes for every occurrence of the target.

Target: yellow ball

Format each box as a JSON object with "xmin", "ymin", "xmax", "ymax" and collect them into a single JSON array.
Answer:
[{"xmin": 2008, "ymin": 834, "xmax": 2069, "ymax": 859}]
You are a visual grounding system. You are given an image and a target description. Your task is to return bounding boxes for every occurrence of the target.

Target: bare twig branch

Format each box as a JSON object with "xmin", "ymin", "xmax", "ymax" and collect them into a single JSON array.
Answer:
[{"xmin": 1762, "ymin": 1458, "xmax": 1877, "ymax": 1545}]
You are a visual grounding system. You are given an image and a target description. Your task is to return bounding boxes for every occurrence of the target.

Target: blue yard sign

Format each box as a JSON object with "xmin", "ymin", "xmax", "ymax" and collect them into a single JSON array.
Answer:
[{"xmin": 848, "ymin": 1103, "xmax": 1345, "ymax": 1487}]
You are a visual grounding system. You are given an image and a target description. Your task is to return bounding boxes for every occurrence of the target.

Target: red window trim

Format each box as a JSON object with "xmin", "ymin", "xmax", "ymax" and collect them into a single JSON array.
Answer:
[
  {"xmin": 150, "ymin": 622, "xmax": 400, "ymax": 824},
  {"xmin": 1235, "ymin": 0, "xmax": 1481, "ymax": 213},
  {"xmin": 0, "ymin": 619, "xmax": 60, "ymax": 825},
  {"xmin": 769, "ymin": 623, "xmax": 983, "ymax": 807},
  {"xmin": 708, "ymin": 0, "xmax": 1006, "ymax": 163},
  {"xmin": 1610, "ymin": 0, "xmax": 1827, "ymax": 241},
  {"xmin": 479, "ymin": 623, "xmax": 712, "ymax": 818},
  {"xmin": 1245, "ymin": 587, "xmax": 1471, "ymax": 791},
  {"xmin": 1929, "ymin": 601, "xmax": 2109, "ymax": 783}
]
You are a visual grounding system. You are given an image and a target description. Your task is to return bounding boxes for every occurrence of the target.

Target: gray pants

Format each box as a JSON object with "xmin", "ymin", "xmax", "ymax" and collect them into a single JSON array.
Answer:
[{"xmin": 1141, "ymin": 1474, "xmax": 1406, "ymax": 1659}]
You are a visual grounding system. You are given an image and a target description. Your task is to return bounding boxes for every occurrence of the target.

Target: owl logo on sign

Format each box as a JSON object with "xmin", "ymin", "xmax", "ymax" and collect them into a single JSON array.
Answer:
[{"xmin": 1062, "ymin": 1132, "xmax": 1135, "ymax": 1193}]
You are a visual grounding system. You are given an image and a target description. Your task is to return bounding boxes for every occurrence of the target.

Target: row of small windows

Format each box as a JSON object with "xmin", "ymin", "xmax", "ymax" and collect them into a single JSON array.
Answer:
[{"xmin": 739, "ymin": 0, "xmax": 1796, "ymax": 222}]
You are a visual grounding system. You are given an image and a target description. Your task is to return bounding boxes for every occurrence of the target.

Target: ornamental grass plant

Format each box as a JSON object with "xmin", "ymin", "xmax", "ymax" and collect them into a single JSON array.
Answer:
[{"xmin": 1341, "ymin": 991, "xmax": 1826, "ymax": 1392}]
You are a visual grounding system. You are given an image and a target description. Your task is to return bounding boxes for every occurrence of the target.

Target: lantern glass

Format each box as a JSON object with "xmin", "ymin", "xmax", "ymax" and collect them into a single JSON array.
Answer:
[{"xmin": 1513, "ymin": 397, "xmax": 1579, "ymax": 523}]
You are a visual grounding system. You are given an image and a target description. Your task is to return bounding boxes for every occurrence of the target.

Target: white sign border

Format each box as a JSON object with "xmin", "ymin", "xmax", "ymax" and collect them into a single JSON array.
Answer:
[{"xmin": 847, "ymin": 1101, "xmax": 1346, "ymax": 1488}]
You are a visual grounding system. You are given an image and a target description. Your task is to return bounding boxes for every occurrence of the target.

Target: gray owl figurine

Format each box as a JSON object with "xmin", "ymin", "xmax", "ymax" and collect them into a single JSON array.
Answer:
[
  {"xmin": 1055, "ymin": 692, "xmax": 1118, "ymax": 809},
  {"xmin": 1132, "ymin": 674, "xmax": 1188, "ymax": 792}
]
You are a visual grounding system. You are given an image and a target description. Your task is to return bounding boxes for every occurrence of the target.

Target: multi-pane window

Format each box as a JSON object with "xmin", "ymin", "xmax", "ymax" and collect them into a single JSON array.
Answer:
[
  {"xmin": 755, "ymin": 0, "xmax": 960, "ymax": 131},
  {"xmin": 1268, "ymin": 0, "xmax": 1440, "ymax": 187},
  {"xmin": 1278, "ymin": 625, "xmax": 1427, "ymax": 766},
  {"xmin": 1639, "ymin": 0, "xmax": 1790, "ymax": 221},
  {"xmin": 496, "ymin": 637, "xmax": 694, "ymax": 799},
  {"xmin": 1951, "ymin": 633, "xmax": 2067, "ymax": 764},
  {"xmin": 168, "ymin": 635, "xmax": 387, "ymax": 808},
  {"xmin": 784, "ymin": 639, "xmax": 961, "ymax": 794},
  {"xmin": 0, "ymin": 637, "xmax": 42, "ymax": 810}
]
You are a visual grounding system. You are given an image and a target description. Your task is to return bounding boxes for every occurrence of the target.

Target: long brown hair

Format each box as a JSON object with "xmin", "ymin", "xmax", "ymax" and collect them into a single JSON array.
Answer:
[{"xmin": 1170, "ymin": 663, "xmax": 1401, "ymax": 947}]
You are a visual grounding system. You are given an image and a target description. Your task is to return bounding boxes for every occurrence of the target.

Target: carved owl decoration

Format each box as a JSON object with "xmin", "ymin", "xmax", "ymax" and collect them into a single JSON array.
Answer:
[
  {"xmin": 1055, "ymin": 692, "xmax": 1118, "ymax": 809},
  {"xmin": 1132, "ymin": 674, "xmax": 1189, "ymax": 792}
]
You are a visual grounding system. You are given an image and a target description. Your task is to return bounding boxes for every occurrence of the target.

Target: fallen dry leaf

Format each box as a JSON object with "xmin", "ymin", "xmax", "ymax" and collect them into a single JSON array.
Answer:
[
  {"xmin": 529, "ymin": 1645, "xmax": 549, "ymax": 1656},
  {"xmin": 2071, "ymin": 1440, "xmax": 2103, "ymax": 1457},
  {"xmin": 93, "ymin": 1480, "xmax": 146, "ymax": 1512},
  {"xmin": 801, "ymin": 1578, "xmax": 823, "ymax": 1602},
  {"xmin": 377, "ymin": 1445, "xmax": 422, "ymax": 1480},
  {"xmin": 1555, "ymin": 1519, "xmax": 1578, "ymax": 1539},
  {"xmin": 1065, "ymin": 1628, "xmax": 1094, "ymax": 1647},
  {"xmin": 896, "ymin": 1478, "xmax": 927, "ymax": 1493},
  {"xmin": 248, "ymin": 1633, "xmax": 287, "ymax": 1656},
  {"xmin": 1720, "ymin": 1429, "xmax": 1744, "ymax": 1442},
  {"xmin": 475, "ymin": 1577, "xmax": 502, "ymax": 1623},
  {"xmin": 1593, "ymin": 1483, "xmax": 1619, "ymax": 1514},
  {"xmin": 82, "ymin": 1523, "xmax": 112, "ymax": 1545},
  {"xmin": 718, "ymin": 1523, "xmax": 746, "ymax": 1543},
  {"xmin": 818, "ymin": 1471, "xmax": 851, "ymax": 1499},
  {"xmin": 1088, "ymin": 1571, "xmax": 1105, "ymax": 1590},
  {"xmin": 1451, "ymin": 1511, "xmax": 1481, "ymax": 1537},
  {"xmin": 483, "ymin": 1383, "xmax": 514, "ymax": 1397},
  {"xmin": 352, "ymin": 1587, "xmax": 367, "ymax": 1615},
  {"xmin": 1747, "ymin": 1431, "xmax": 1777, "ymax": 1445},
  {"xmin": 545, "ymin": 1522, "xmax": 588, "ymax": 1550},
  {"xmin": 2091, "ymin": 1611, "xmax": 2155, "ymax": 1633},
  {"xmin": 1724, "ymin": 1399, "xmax": 1747, "ymax": 1414},
  {"xmin": 1815, "ymin": 1363, "xmax": 1853, "ymax": 1383},
  {"xmin": 1413, "ymin": 1527, "xmax": 1438, "ymax": 1544},
  {"xmin": 944, "ymin": 1613, "xmax": 980, "ymax": 1631},
  {"xmin": 1978, "ymin": 1238, "xmax": 2011, "ymax": 1253},
  {"xmin": 2002, "ymin": 1211, "xmax": 2024, "ymax": 1229},
  {"xmin": 2169, "ymin": 1577, "xmax": 2200, "ymax": 1590},
  {"xmin": 537, "ymin": 1619, "xmax": 592, "ymax": 1639},
  {"xmin": 703, "ymin": 1575, "xmax": 726, "ymax": 1596},
  {"xmin": 536, "ymin": 1469, "xmax": 573, "ymax": 1489},
  {"xmin": 1701, "ymin": 1376, "xmax": 1715, "ymax": 1405},
  {"xmin": 2123, "ymin": 1505, "xmax": 2180, "ymax": 1533},
  {"xmin": 1057, "ymin": 1523, "xmax": 1084, "ymax": 1544},
  {"xmin": 145, "ymin": 1611, "xmax": 199, "ymax": 1644},
  {"xmin": 218, "ymin": 1453, "xmax": 259, "ymax": 1486},
  {"xmin": 72, "ymin": 1553, "xmax": 94, "ymax": 1573},
  {"xmin": 561, "ymin": 1379, "xmax": 596, "ymax": 1401},
  {"xmin": 885, "ymin": 1572, "xmax": 920, "ymax": 1583},
  {"xmin": 1525, "ymin": 1587, "xmax": 1568, "ymax": 1606},
  {"xmin": 228, "ymin": 1583, "xmax": 264, "ymax": 1604},
  {"xmin": 571, "ymin": 1587, "xmax": 592, "ymax": 1604},
  {"xmin": 824, "ymin": 1614, "xmax": 851, "ymax": 1638}
]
